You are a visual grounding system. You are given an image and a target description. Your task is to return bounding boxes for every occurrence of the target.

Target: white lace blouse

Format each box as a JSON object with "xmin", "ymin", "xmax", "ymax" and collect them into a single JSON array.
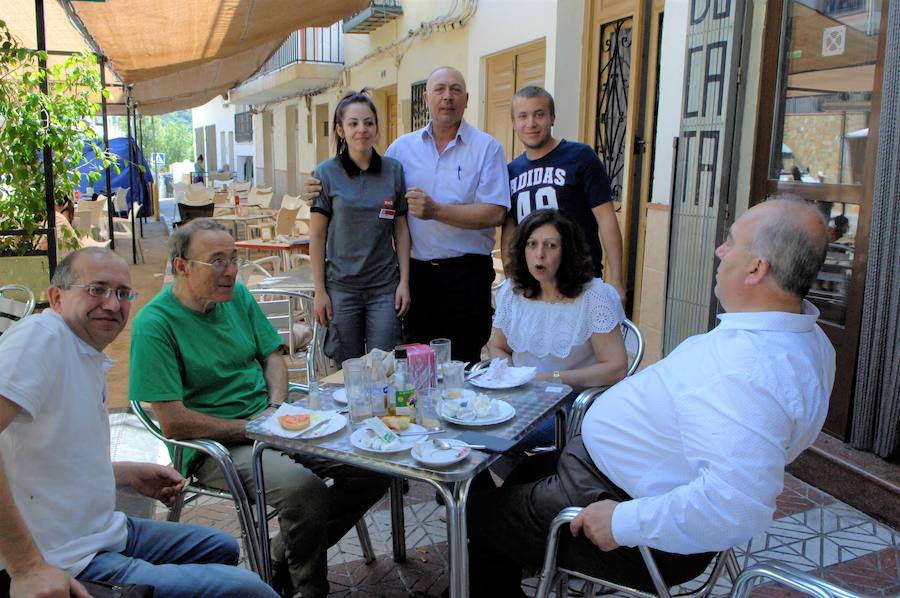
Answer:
[{"xmin": 492, "ymin": 278, "xmax": 625, "ymax": 374}]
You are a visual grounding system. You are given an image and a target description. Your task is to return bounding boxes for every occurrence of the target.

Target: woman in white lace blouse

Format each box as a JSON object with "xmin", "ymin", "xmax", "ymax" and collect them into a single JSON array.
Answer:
[{"xmin": 489, "ymin": 209, "xmax": 628, "ymax": 396}]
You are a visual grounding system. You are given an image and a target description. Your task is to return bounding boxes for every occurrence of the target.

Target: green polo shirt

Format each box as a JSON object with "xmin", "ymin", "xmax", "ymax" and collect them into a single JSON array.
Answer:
[{"xmin": 129, "ymin": 282, "xmax": 281, "ymax": 474}]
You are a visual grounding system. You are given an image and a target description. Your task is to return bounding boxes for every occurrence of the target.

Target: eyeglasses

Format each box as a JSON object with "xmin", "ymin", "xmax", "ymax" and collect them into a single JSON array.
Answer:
[
  {"xmin": 189, "ymin": 256, "xmax": 244, "ymax": 272},
  {"xmin": 69, "ymin": 284, "xmax": 138, "ymax": 302}
]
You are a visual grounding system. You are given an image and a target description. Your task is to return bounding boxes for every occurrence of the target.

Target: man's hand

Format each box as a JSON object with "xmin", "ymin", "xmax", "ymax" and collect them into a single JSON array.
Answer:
[
  {"xmin": 405, "ymin": 187, "xmax": 439, "ymax": 220},
  {"xmin": 11, "ymin": 562, "xmax": 92, "ymax": 598},
  {"xmin": 302, "ymin": 175, "xmax": 322, "ymax": 206},
  {"xmin": 119, "ymin": 462, "xmax": 186, "ymax": 508},
  {"xmin": 570, "ymin": 500, "xmax": 620, "ymax": 551}
]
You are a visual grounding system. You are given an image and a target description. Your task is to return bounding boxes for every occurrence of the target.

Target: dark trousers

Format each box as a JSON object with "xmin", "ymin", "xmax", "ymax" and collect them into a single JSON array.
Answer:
[
  {"xmin": 466, "ymin": 437, "xmax": 715, "ymax": 597},
  {"xmin": 407, "ymin": 254, "xmax": 494, "ymax": 364}
]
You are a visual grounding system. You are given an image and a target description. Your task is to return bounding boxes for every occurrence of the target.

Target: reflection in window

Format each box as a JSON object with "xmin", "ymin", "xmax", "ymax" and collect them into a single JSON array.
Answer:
[
  {"xmin": 769, "ymin": 1, "xmax": 882, "ymax": 185},
  {"xmin": 806, "ymin": 201, "xmax": 857, "ymax": 326}
]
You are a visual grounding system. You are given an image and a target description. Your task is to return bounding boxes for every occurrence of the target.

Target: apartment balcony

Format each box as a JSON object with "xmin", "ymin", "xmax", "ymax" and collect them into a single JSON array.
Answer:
[
  {"xmin": 343, "ymin": 0, "xmax": 403, "ymax": 34},
  {"xmin": 230, "ymin": 23, "xmax": 344, "ymax": 105}
]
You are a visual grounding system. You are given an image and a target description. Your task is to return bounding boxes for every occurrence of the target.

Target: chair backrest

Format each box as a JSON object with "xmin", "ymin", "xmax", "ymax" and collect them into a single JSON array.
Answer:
[
  {"xmin": 114, "ymin": 188, "xmax": 129, "ymax": 213},
  {"xmin": 0, "ymin": 284, "xmax": 36, "ymax": 334},
  {"xmin": 247, "ymin": 189, "xmax": 274, "ymax": 208},
  {"xmin": 231, "ymin": 181, "xmax": 251, "ymax": 194},
  {"xmin": 731, "ymin": 562, "xmax": 864, "ymax": 598},
  {"xmin": 280, "ymin": 194, "xmax": 303, "ymax": 210},
  {"xmin": 177, "ymin": 202, "xmax": 215, "ymax": 225},
  {"xmin": 622, "ymin": 318, "xmax": 645, "ymax": 377},
  {"xmin": 249, "ymin": 289, "xmax": 327, "ymax": 379},
  {"xmin": 237, "ymin": 260, "xmax": 273, "ymax": 285},
  {"xmin": 274, "ymin": 206, "xmax": 301, "ymax": 237}
]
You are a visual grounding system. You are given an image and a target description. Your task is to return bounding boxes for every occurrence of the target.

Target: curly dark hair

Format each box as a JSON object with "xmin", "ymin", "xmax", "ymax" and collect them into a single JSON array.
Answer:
[{"xmin": 508, "ymin": 209, "xmax": 594, "ymax": 299}]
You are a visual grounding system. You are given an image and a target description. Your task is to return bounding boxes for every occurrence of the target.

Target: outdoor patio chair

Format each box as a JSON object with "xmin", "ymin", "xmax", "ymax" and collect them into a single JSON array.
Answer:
[
  {"xmin": 237, "ymin": 257, "xmax": 279, "ymax": 286},
  {"xmin": 129, "ymin": 399, "xmax": 265, "ymax": 574},
  {"xmin": 248, "ymin": 289, "xmax": 328, "ymax": 380},
  {"xmin": 247, "ymin": 205, "xmax": 300, "ymax": 240},
  {"xmin": 247, "ymin": 188, "xmax": 275, "ymax": 212},
  {"xmin": 731, "ymin": 562, "xmax": 867, "ymax": 598},
  {"xmin": 0, "ymin": 284, "xmax": 35, "ymax": 335},
  {"xmin": 174, "ymin": 202, "xmax": 214, "ymax": 228},
  {"xmin": 113, "ymin": 188, "xmax": 129, "ymax": 216},
  {"xmin": 535, "ymin": 511, "xmax": 741, "ymax": 598},
  {"xmin": 113, "ymin": 203, "xmax": 145, "ymax": 263}
]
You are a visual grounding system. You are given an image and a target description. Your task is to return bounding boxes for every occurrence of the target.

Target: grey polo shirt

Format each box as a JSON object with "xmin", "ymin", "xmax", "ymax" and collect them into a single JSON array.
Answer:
[{"xmin": 311, "ymin": 151, "xmax": 407, "ymax": 291}]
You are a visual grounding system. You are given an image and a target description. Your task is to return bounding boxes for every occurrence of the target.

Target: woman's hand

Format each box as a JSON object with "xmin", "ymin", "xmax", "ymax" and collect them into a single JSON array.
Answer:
[
  {"xmin": 314, "ymin": 290, "xmax": 333, "ymax": 326},
  {"xmin": 395, "ymin": 282, "xmax": 411, "ymax": 318}
]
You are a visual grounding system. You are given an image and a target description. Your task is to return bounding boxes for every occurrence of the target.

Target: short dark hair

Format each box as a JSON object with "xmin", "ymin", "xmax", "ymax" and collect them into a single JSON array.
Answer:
[
  {"xmin": 508, "ymin": 209, "xmax": 593, "ymax": 299},
  {"xmin": 332, "ymin": 88, "xmax": 378, "ymax": 157},
  {"xmin": 168, "ymin": 218, "xmax": 230, "ymax": 272},
  {"xmin": 512, "ymin": 86, "xmax": 555, "ymax": 118}
]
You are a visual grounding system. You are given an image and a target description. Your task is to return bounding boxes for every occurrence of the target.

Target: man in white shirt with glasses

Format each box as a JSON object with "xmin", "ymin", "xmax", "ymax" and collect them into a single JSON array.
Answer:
[{"xmin": 0, "ymin": 247, "xmax": 276, "ymax": 598}]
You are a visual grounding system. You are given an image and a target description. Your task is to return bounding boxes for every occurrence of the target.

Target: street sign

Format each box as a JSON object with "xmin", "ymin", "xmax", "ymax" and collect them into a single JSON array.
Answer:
[{"xmin": 151, "ymin": 152, "xmax": 166, "ymax": 164}]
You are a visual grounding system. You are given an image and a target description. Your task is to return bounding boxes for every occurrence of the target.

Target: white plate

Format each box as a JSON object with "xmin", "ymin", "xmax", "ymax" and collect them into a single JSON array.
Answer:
[
  {"xmin": 468, "ymin": 367, "xmax": 536, "ymax": 389},
  {"xmin": 350, "ymin": 424, "xmax": 428, "ymax": 453},
  {"xmin": 266, "ymin": 408, "xmax": 347, "ymax": 439},
  {"xmin": 411, "ymin": 439, "xmax": 470, "ymax": 467},
  {"xmin": 439, "ymin": 399, "xmax": 515, "ymax": 426},
  {"xmin": 331, "ymin": 387, "xmax": 347, "ymax": 405},
  {"xmin": 442, "ymin": 388, "xmax": 477, "ymax": 401}
]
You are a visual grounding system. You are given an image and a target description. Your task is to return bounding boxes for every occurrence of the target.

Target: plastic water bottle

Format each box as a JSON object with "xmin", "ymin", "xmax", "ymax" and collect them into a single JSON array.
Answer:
[
  {"xmin": 369, "ymin": 359, "xmax": 389, "ymax": 416},
  {"xmin": 307, "ymin": 378, "xmax": 321, "ymax": 410}
]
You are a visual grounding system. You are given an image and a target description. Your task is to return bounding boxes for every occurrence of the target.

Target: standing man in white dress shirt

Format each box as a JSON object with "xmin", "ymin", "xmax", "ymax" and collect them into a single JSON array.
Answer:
[
  {"xmin": 304, "ymin": 67, "xmax": 509, "ymax": 363},
  {"xmin": 460, "ymin": 198, "xmax": 836, "ymax": 596}
]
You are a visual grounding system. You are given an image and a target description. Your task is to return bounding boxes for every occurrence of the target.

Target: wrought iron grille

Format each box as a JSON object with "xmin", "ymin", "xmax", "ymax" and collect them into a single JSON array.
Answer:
[
  {"xmin": 594, "ymin": 17, "xmax": 633, "ymax": 202},
  {"xmin": 411, "ymin": 80, "xmax": 428, "ymax": 131}
]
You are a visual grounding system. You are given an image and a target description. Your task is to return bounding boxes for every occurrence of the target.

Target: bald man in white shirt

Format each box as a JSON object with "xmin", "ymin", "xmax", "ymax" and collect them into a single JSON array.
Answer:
[{"xmin": 461, "ymin": 199, "xmax": 835, "ymax": 596}]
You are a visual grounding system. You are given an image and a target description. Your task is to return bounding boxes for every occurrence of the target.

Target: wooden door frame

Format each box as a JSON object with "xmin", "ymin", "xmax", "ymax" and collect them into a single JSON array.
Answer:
[
  {"xmin": 748, "ymin": 0, "xmax": 888, "ymax": 439},
  {"xmin": 580, "ymin": 0, "xmax": 653, "ymax": 315}
]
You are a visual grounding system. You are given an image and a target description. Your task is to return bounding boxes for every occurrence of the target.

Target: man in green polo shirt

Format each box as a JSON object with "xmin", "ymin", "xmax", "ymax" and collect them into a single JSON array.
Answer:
[{"xmin": 129, "ymin": 219, "xmax": 389, "ymax": 598}]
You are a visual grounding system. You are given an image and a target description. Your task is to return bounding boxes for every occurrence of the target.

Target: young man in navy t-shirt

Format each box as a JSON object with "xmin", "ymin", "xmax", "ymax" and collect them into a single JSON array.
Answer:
[{"xmin": 501, "ymin": 86, "xmax": 626, "ymax": 302}]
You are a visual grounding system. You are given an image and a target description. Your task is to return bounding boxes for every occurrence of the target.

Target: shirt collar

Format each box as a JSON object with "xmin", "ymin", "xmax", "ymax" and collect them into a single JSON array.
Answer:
[
  {"xmin": 422, "ymin": 119, "xmax": 469, "ymax": 145},
  {"xmin": 338, "ymin": 148, "xmax": 382, "ymax": 176},
  {"xmin": 715, "ymin": 300, "xmax": 821, "ymax": 333}
]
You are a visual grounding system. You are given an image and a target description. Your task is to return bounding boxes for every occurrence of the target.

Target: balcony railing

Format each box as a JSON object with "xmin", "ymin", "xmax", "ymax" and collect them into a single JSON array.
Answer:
[
  {"xmin": 235, "ymin": 111, "xmax": 253, "ymax": 143},
  {"xmin": 343, "ymin": 1, "xmax": 403, "ymax": 34},
  {"xmin": 256, "ymin": 23, "xmax": 343, "ymax": 77}
]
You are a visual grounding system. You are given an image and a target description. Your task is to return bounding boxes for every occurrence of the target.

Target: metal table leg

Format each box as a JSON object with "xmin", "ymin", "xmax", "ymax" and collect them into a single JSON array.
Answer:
[
  {"xmin": 432, "ymin": 477, "xmax": 473, "ymax": 598},
  {"xmin": 390, "ymin": 477, "xmax": 407, "ymax": 562}
]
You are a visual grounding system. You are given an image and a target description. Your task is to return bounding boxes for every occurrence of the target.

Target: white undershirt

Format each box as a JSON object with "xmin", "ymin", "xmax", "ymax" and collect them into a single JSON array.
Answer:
[
  {"xmin": 0, "ymin": 311, "xmax": 127, "ymax": 576},
  {"xmin": 582, "ymin": 302, "xmax": 835, "ymax": 554}
]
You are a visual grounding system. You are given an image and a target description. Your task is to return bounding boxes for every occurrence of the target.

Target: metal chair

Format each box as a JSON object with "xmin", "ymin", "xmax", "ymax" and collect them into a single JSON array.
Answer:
[
  {"xmin": 129, "ymin": 399, "xmax": 265, "ymax": 575},
  {"xmin": 731, "ymin": 562, "xmax": 866, "ymax": 598},
  {"xmin": 248, "ymin": 289, "xmax": 325, "ymax": 379},
  {"xmin": 535, "ymin": 508, "xmax": 741, "ymax": 597},
  {"xmin": 0, "ymin": 284, "xmax": 36, "ymax": 335}
]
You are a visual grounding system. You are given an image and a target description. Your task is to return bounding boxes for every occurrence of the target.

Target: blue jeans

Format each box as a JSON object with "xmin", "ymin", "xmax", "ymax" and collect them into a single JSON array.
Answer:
[
  {"xmin": 77, "ymin": 517, "xmax": 277, "ymax": 598},
  {"xmin": 324, "ymin": 283, "xmax": 401, "ymax": 365}
]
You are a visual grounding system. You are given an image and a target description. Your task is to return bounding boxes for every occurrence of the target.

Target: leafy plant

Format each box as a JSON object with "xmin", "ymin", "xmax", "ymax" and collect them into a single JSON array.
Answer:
[{"xmin": 0, "ymin": 19, "xmax": 116, "ymax": 254}]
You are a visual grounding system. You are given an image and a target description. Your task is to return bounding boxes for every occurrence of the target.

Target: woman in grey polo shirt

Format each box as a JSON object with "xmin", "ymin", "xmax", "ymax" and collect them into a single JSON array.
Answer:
[{"xmin": 309, "ymin": 90, "xmax": 411, "ymax": 365}]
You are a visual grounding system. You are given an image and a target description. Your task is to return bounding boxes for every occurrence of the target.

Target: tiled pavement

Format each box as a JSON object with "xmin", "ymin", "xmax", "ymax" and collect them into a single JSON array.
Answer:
[{"xmin": 109, "ymin": 412, "xmax": 900, "ymax": 597}]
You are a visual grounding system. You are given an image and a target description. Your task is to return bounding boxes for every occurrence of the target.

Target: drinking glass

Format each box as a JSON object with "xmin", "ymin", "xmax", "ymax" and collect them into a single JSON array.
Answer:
[
  {"xmin": 343, "ymin": 358, "xmax": 372, "ymax": 424},
  {"xmin": 418, "ymin": 387, "xmax": 443, "ymax": 429},
  {"xmin": 430, "ymin": 338, "xmax": 452, "ymax": 379},
  {"xmin": 442, "ymin": 360, "xmax": 466, "ymax": 400}
]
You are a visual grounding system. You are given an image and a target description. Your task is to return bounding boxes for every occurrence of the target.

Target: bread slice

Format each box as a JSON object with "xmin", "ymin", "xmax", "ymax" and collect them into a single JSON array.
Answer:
[{"xmin": 278, "ymin": 413, "xmax": 311, "ymax": 431}]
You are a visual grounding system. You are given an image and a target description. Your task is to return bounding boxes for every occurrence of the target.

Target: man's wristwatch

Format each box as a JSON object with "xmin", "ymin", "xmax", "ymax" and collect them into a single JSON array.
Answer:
[{"xmin": 551, "ymin": 370, "xmax": 562, "ymax": 380}]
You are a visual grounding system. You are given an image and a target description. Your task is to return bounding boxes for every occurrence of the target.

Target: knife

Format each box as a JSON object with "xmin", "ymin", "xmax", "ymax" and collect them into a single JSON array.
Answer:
[{"xmin": 298, "ymin": 417, "xmax": 332, "ymax": 438}]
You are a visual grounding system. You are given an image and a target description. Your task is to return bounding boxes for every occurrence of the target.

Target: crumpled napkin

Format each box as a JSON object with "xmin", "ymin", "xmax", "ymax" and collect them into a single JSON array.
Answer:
[
  {"xmin": 260, "ymin": 403, "xmax": 340, "ymax": 438},
  {"xmin": 476, "ymin": 357, "xmax": 536, "ymax": 387},
  {"xmin": 363, "ymin": 348, "xmax": 395, "ymax": 377}
]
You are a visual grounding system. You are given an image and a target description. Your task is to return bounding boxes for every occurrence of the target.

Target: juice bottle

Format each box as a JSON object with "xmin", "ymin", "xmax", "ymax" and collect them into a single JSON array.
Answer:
[{"xmin": 392, "ymin": 347, "xmax": 416, "ymax": 418}]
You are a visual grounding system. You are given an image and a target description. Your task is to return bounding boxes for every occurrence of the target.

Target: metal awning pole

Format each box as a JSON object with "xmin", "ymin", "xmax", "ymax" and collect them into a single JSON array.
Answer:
[
  {"xmin": 36, "ymin": 0, "xmax": 57, "ymax": 274},
  {"xmin": 125, "ymin": 92, "xmax": 137, "ymax": 264},
  {"xmin": 99, "ymin": 56, "xmax": 115, "ymax": 250}
]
